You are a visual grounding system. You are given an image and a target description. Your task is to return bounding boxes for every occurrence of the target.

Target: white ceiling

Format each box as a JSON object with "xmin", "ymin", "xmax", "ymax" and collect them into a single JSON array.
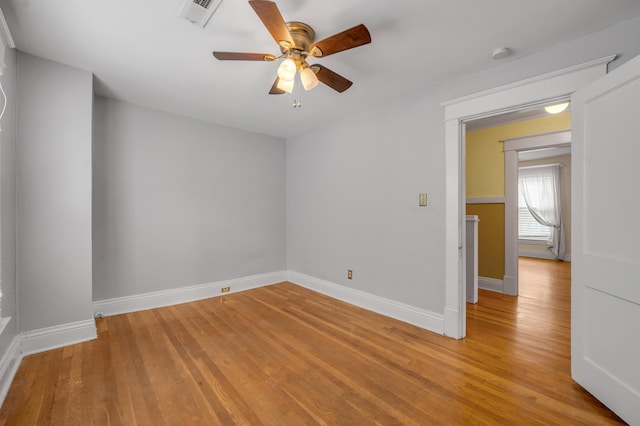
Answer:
[{"xmin": 3, "ymin": 0, "xmax": 640, "ymax": 138}]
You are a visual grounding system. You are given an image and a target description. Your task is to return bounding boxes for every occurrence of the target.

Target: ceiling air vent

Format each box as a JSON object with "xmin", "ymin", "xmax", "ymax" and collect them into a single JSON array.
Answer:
[{"xmin": 178, "ymin": 0, "xmax": 224, "ymax": 28}]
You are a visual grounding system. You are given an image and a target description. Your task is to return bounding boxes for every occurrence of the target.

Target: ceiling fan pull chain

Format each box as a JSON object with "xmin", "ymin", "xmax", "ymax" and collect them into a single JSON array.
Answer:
[{"xmin": 293, "ymin": 74, "xmax": 302, "ymax": 108}]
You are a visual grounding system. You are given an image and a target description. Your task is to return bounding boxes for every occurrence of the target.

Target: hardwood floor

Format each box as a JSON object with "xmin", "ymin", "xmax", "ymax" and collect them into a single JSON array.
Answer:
[{"xmin": 0, "ymin": 258, "xmax": 624, "ymax": 424}]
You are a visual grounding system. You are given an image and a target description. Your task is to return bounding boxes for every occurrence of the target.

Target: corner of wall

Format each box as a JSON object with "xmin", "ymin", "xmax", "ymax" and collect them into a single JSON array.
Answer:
[{"xmin": 20, "ymin": 319, "xmax": 97, "ymax": 356}]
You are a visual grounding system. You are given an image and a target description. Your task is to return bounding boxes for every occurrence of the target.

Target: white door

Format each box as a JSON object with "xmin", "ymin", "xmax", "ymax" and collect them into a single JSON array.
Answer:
[{"xmin": 571, "ymin": 54, "xmax": 640, "ymax": 425}]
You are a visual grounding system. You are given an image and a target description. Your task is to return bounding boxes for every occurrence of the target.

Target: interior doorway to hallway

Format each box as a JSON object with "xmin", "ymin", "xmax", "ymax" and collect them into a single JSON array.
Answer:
[
  {"xmin": 464, "ymin": 107, "xmax": 574, "ymax": 381},
  {"xmin": 441, "ymin": 55, "xmax": 611, "ymax": 340},
  {"xmin": 464, "ymin": 104, "xmax": 572, "ymax": 301}
]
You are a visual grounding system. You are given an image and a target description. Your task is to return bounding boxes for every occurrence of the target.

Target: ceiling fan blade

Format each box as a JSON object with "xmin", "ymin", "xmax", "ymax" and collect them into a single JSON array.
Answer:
[
  {"xmin": 312, "ymin": 64, "xmax": 353, "ymax": 93},
  {"xmin": 269, "ymin": 77, "xmax": 286, "ymax": 95},
  {"xmin": 249, "ymin": 0, "xmax": 294, "ymax": 48},
  {"xmin": 213, "ymin": 52, "xmax": 276, "ymax": 61},
  {"xmin": 309, "ymin": 24, "xmax": 371, "ymax": 57}
]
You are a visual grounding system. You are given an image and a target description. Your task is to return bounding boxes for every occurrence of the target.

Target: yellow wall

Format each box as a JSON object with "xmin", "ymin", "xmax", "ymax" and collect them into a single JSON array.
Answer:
[
  {"xmin": 466, "ymin": 204, "xmax": 504, "ymax": 279},
  {"xmin": 466, "ymin": 112, "xmax": 571, "ymax": 197},
  {"xmin": 466, "ymin": 112, "xmax": 570, "ymax": 279}
]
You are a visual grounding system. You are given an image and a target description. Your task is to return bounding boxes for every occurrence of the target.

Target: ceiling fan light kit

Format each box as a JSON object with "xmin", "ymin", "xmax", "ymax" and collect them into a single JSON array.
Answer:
[
  {"xmin": 300, "ymin": 67, "xmax": 319, "ymax": 91},
  {"xmin": 277, "ymin": 58, "xmax": 297, "ymax": 81},
  {"xmin": 212, "ymin": 0, "xmax": 371, "ymax": 105},
  {"xmin": 276, "ymin": 77, "xmax": 294, "ymax": 93}
]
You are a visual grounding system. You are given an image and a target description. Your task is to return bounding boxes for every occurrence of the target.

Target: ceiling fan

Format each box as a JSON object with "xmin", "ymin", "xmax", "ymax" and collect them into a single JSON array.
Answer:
[{"xmin": 212, "ymin": 0, "xmax": 371, "ymax": 95}]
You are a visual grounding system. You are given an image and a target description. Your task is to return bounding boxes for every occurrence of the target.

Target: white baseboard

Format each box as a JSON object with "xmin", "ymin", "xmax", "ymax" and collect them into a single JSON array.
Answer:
[
  {"xmin": 93, "ymin": 271, "xmax": 288, "ymax": 317},
  {"xmin": 519, "ymin": 250, "xmax": 571, "ymax": 261},
  {"xmin": 479, "ymin": 277, "xmax": 505, "ymax": 293},
  {"xmin": 288, "ymin": 271, "xmax": 444, "ymax": 335},
  {"xmin": 444, "ymin": 307, "xmax": 463, "ymax": 339},
  {"xmin": 21, "ymin": 319, "xmax": 97, "ymax": 356},
  {"xmin": 503, "ymin": 274, "xmax": 517, "ymax": 296},
  {"xmin": 0, "ymin": 335, "xmax": 21, "ymax": 406}
]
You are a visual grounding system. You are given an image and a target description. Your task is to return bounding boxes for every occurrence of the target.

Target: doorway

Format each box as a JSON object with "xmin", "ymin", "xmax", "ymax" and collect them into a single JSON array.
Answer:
[
  {"xmin": 464, "ymin": 114, "xmax": 573, "ymax": 347},
  {"xmin": 441, "ymin": 55, "xmax": 613, "ymax": 339},
  {"xmin": 465, "ymin": 110, "xmax": 571, "ymax": 298}
]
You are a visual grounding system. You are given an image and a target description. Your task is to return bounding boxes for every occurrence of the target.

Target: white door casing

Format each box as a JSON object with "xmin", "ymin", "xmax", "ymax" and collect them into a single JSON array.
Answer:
[
  {"xmin": 443, "ymin": 55, "xmax": 614, "ymax": 339},
  {"xmin": 502, "ymin": 130, "xmax": 572, "ymax": 296},
  {"xmin": 571, "ymin": 54, "xmax": 640, "ymax": 425}
]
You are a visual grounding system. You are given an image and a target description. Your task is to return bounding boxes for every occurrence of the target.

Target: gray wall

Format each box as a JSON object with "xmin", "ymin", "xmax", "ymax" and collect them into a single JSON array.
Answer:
[
  {"xmin": 287, "ymin": 98, "xmax": 447, "ymax": 312},
  {"xmin": 17, "ymin": 53, "xmax": 93, "ymax": 332},
  {"xmin": 286, "ymin": 16, "xmax": 640, "ymax": 314},
  {"xmin": 92, "ymin": 97, "xmax": 286, "ymax": 301},
  {"xmin": 0, "ymin": 46, "xmax": 17, "ymax": 351}
]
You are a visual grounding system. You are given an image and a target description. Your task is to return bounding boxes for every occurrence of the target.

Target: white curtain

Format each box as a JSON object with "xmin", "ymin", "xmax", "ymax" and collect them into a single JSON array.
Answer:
[{"xmin": 519, "ymin": 164, "xmax": 564, "ymax": 259}]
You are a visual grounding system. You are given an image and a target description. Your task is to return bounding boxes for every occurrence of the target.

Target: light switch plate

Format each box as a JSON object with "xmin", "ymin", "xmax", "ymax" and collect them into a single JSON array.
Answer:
[{"xmin": 419, "ymin": 193, "xmax": 427, "ymax": 206}]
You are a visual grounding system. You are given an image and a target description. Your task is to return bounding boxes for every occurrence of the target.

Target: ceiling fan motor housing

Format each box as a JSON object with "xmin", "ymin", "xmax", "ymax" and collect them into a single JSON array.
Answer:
[{"xmin": 281, "ymin": 22, "xmax": 315, "ymax": 53}]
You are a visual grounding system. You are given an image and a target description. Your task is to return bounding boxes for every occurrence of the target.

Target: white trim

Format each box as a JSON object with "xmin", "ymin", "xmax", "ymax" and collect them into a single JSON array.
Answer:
[
  {"xmin": 0, "ymin": 8, "xmax": 14, "ymax": 75},
  {"xmin": 0, "ymin": 9, "xmax": 15, "ymax": 48},
  {"xmin": 443, "ymin": 307, "xmax": 460, "ymax": 338},
  {"xmin": 478, "ymin": 277, "xmax": 504, "ymax": 293},
  {"xmin": 503, "ymin": 274, "xmax": 517, "ymax": 295},
  {"xmin": 20, "ymin": 319, "xmax": 97, "ymax": 356},
  {"xmin": 519, "ymin": 250, "xmax": 571, "ymax": 261},
  {"xmin": 0, "ymin": 335, "xmax": 21, "ymax": 406},
  {"xmin": 444, "ymin": 119, "xmax": 465, "ymax": 339},
  {"xmin": 466, "ymin": 197, "xmax": 505, "ymax": 204},
  {"xmin": 442, "ymin": 56, "xmax": 616, "ymax": 118},
  {"xmin": 288, "ymin": 271, "xmax": 444, "ymax": 335},
  {"xmin": 505, "ymin": 130, "xmax": 572, "ymax": 296},
  {"xmin": 519, "ymin": 238, "xmax": 547, "ymax": 245},
  {"xmin": 443, "ymin": 56, "xmax": 611, "ymax": 339},
  {"xmin": 519, "ymin": 249, "xmax": 555, "ymax": 260},
  {"xmin": 0, "ymin": 317, "xmax": 10, "ymax": 336},
  {"xmin": 503, "ymin": 130, "xmax": 571, "ymax": 152},
  {"xmin": 504, "ymin": 149, "xmax": 519, "ymax": 296},
  {"xmin": 93, "ymin": 271, "xmax": 287, "ymax": 317}
]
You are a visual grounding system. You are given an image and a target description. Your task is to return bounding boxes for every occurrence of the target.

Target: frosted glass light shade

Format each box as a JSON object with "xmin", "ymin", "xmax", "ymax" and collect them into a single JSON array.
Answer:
[
  {"xmin": 276, "ymin": 77, "xmax": 294, "ymax": 93},
  {"xmin": 544, "ymin": 102, "xmax": 569, "ymax": 114},
  {"xmin": 300, "ymin": 67, "xmax": 319, "ymax": 91},
  {"xmin": 277, "ymin": 59, "xmax": 296, "ymax": 82}
]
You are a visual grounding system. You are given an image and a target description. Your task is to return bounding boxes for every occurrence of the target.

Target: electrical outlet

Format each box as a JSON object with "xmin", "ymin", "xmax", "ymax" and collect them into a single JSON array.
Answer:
[
  {"xmin": 221, "ymin": 286, "xmax": 230, "ymax": 293},
  {"xmin": 347, "ymin": 269, "xmax": 353, "ymax": 280}
]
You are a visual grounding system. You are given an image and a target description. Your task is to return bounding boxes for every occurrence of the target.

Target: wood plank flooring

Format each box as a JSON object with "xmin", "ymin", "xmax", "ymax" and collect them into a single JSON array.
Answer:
[{"xmin": 0, "ymin": 258, "xmax": 624, "ymax": 424}]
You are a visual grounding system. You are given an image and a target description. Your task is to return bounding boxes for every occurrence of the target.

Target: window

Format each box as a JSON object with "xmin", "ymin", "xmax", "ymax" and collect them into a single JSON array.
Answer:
[
  {"xmin": 518, "ymin": 163, "xmax": 564, "ymax": 258},
  {"xmin": 518, "ymin": 182, "xmax": 551, "ymax": 241}
]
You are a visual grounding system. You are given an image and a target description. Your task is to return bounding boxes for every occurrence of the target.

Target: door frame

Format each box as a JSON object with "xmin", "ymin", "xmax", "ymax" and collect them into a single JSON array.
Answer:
[
  {"xmin": 441, "ymin": 55, "xmax": 614, "ymax": 339},
  {"xmin": 502, "ymin": 130, "xmax": 572, "ymax": 296}
]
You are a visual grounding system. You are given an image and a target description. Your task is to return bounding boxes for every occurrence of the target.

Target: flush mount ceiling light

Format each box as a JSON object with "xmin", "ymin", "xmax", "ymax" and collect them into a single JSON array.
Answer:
[
  {"xmin": 544, "ymin": 102, "xmax": 570, "ymax": 114},
  {"xmin": 212, "ymin": 0, "xmax": 371, "ymax": 104}
]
